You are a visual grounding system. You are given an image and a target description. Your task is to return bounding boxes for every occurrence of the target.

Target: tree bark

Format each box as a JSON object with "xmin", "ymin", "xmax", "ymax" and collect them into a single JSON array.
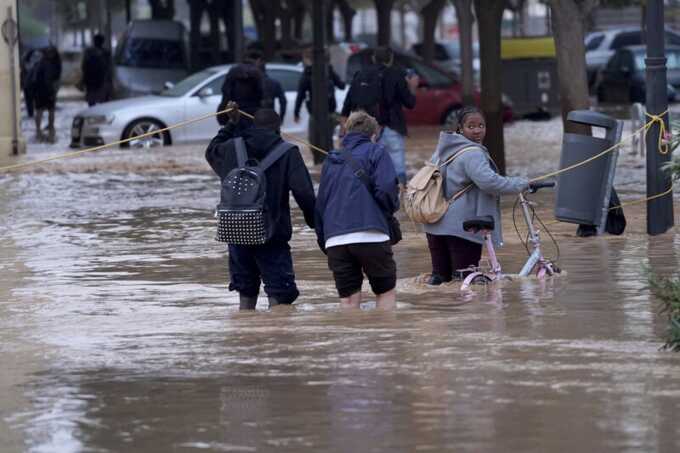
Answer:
[
  {"xmin": 148, "ymin": 0, "xmax": 175, "ymax": 19},
  {"xmin": 374, "ymin": 0, "xmax": 395, "ymax": 46},
  {"xmin": 327, "ymin": 2, "xmax": 335, "ymax": 43},
  {"xmin": 188, "ymin": 0, "xmax": 204, "ymax": 69},
  {"xmin": 209, "ymin": 0, "xmax": 221, "ymax": 65},
  {"xmin": 249, "ymin": 0, "xmax": 278, "ymax": 60},
  {"xmin": 280, "ymin": 0, "xmax": 295, "ymax": 48},
  {"xmin": 336, "ymin": 0, "xmax": 356, "ymax": 41},
  {"xmin": 292, "ymin": 0, "xmax": 307, "ymax": 41},
  {"xmin": 548, "ymin": 0, "xmax": 597, "ymax": 134},
  {"xmin": 421, "ymin": 0, "xmax": 447, "ymax": 65},
  {"xmin": 451, "ymin": 0, "xmax": 475, "ymax": 105},
  {"xmin": 473, "ymin": 0, "xmax": 506, "ymax": 175}
]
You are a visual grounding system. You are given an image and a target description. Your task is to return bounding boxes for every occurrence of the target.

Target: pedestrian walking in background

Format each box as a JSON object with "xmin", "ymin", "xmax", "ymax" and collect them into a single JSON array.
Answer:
[
  {"xmin": 21, "ymin": 47, "xmax": 43, "ymax": 118},
  {"xmin": 315, "ymin": 111, "xmax": 400, "ymax": 310},
  {"xmin": 216, "ymin": 51, "xmax": 264, "ymax": 127},
  {"xmin": 257, "ymin": 55, "xmax": 287, "ymax": 122},
  {"xmin": 33, "ymin": 45, "xmax": 62, "ymax": 143},
  {"xmin": 424, "ymin": 107, "xmax": 528, "ymax": 285},
  {"xmin": 80, "ymin": 34, "xmax": 113, "ymax": 107},
  {"xmin": 341, "ymin": 47, "xmax": 419, "ymax": 185},
  {"xmin": 206, "ymin": 102, "xmax": 316, "ymax": 310},
  {"xmin": 294, "ymin": 48, "xmax": 345, "ymax": 143}
]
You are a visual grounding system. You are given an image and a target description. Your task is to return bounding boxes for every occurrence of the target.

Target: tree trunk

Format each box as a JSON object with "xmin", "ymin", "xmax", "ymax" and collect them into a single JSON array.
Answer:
[
  {"xmin": 548, "ymin": 0, "xmax": 597, "ymax": 134},
  {"xmin": 249, "ymin": 0, "xmax": 277, "ymax": 60},
  {"xmin": 421, "ymin": 0, "xmax": 447, "ymax": 65},
  {"xmin": 327, "ymin": 2, "xmax": 335, "ymax": 43},
  {"xmin": 188, "ymin": 0, "xmax": 203, "ymax": 69},
  {"xmin": 280, "ymin": 1, "xmax": 295, "ymax": 47},
  {"xmin": 336, "ymin": 0, "xmax": 356, "ymax": 41},
  {"xmin": 373, "ymin": 0, "xmax": 395, "ymax": 46},
  {"xmin": 148, "ymin": 0, "xmax": 175, "ymax": 20},
  {"xmin": 473, "ymin": 0, "xmax": 505, "ymax": 175},
  {"xmin": 209, "ymin": 1, "xmax": 221, "ymax": 64},
  {"xmin": 292, "ymin": 0, "xmax": 306, "ymax": 41},
  {"xmin": 451, "ymin": 0, "xmax": 475, "ymax": 105}
]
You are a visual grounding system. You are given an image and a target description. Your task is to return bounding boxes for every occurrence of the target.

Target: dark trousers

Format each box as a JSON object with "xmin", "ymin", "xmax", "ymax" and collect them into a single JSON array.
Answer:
[
  {"xmin": 24, "ymin": 88, "xmax": 34, "ymax": 117},
  {"xmin": 228, "ymin": 241, "xmax": 299, "ymax": 304},
  {"xmin": 426, "ymin": 234, "xmax": 482, "ymax": 280}
]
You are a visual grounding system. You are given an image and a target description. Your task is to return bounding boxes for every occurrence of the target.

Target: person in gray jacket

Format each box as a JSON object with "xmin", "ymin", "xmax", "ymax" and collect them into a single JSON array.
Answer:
[{"xmin": 424, "ymin": 107, "xmax": 529, "ymax": 285}]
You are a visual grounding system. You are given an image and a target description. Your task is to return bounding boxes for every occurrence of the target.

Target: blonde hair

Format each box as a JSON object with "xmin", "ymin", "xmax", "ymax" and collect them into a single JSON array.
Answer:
[{"xmin": 345, "ymin": 110, "xmax": 379, "ymax": 137}]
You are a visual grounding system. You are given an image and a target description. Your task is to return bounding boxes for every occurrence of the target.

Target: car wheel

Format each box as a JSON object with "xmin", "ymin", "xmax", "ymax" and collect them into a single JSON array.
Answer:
[{"xmin": 122, "ymin": 119, "xmax": 170, "ymax": 148}]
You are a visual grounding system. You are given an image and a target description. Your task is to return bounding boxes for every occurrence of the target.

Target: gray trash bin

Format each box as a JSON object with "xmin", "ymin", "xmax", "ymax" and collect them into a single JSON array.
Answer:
[{"xmin": 554, "ymin": 110, "xmax": 623, "ymax": 232}]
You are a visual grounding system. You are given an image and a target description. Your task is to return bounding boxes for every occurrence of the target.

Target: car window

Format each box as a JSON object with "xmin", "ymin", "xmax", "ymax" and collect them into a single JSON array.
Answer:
[
  {"xmin": 585, "ymin": 34, "xmax": 605, "ymax": 52},
  {"xmin": 161, "ymin": 69, "xmax": 217, "ymax": 97},
  {"xmin": 404, "ymin": 57, "xmax": 454, "ymax": 86},
  {"xmin": 610, "ymin": 32, "xmax": 642, "ymax": 50},
  {"xmin": 115, "ymin": 38, "xmax": 186, "ymax": 69},
  {"xmin": 410, "ymin": 44, "xmax": 450, "ymax": 61},
  {"xmin": 666, "ymin": 32, "xmax": 680, "ymax": 46},
  {"xmin": 267, "ymin": 68, "xmax": 301, "ymax": 92},
  {"xmin": 198, "ymin": 74, "xmax": 226, "ymax": 96},
  {"xmin": 634, "ymin": 50, "xmax": 680, "ymax": 70}
]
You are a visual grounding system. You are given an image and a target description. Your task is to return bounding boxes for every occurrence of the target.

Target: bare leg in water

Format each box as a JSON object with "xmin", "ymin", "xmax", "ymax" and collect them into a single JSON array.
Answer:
[
  {"xmin": 340, "ymin": 292, "xmax": 361, "ymax": 309},
  {"xmin": 375, "ymin": 289, "xmax": 396, "ymax": 310}
]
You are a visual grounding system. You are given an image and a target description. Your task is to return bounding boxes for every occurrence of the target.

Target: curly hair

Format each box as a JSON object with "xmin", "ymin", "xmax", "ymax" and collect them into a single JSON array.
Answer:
[
  {"xmin": 345, "ymin": 110, "xmax": 380, "ymax": 137},
  {"xmin": 455, "ymin": 106, "xmax": 485, "ymax": 132}
]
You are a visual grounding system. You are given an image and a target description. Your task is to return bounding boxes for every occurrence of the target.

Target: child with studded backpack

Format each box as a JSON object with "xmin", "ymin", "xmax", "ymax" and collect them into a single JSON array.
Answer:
[
  {"xmin": 423, "ymin": 106, "xmax": 529, "ymax": 285},
  {"xmin": 206, "ymin": 102, "xmax": 316, "ymax": 310}
]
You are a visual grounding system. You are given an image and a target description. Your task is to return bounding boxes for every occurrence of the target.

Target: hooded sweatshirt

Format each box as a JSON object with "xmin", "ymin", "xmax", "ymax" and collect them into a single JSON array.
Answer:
[
  {"xmin": 423, "ymin": 132, "xmax": 528, "ymax": 246},
  {"xmin": 205, "ymin": 122, "xmax": 316, "ymax": 244},
  {"xmin": 315, "ymin": 132, "xmax": 399, "ymax": 249}
]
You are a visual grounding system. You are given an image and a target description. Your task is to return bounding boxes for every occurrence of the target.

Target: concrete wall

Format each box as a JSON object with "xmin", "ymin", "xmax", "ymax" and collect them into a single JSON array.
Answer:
[{"xmin": 0, "ymin": 0, "xmax": 25, "ymax": 158}]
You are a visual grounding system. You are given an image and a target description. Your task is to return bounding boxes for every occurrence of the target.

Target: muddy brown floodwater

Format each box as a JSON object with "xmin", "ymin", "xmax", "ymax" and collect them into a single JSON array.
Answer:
[{"xmin": 1, "ymin": 124, "xmax": 680, "ymax": 452}]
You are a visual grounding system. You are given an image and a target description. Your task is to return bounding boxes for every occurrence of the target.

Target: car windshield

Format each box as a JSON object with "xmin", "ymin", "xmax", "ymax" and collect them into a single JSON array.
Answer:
[
  {"xmin": 115, "ymin": 38, "xmax": 186, "ymax": 69},
  {"xmin": 585, "ymin": 34, "xmax": 605, "ymax": 51},
  {"xmin": 634, "ymin": 50, "xmax": 680, "ymax": 70},
  {"xmin": 160, "ymin": 70, "xmax": 218, "ymax": 97}
]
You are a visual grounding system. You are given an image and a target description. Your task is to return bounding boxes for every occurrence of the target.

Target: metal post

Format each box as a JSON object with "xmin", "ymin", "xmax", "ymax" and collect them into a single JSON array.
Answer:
[
  {"xmin": 2, "ymin": 5, "xmax": 19, "ymax": 155},
  {"xmin": 311, "ymin": 0, "xmax": 331, "ymax": 164},
  {"xmin": 645, "ymin": 0, "xmax": 674, "ymax": 235},
  {"xmin": 232, "ymin": 0, "xmax": 244, "ymax": 63}
]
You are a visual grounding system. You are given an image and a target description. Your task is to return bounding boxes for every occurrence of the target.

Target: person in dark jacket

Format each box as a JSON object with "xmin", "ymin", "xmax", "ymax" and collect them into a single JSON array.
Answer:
[
  {"xmin": 294, "ymin": 48, "xmax": 345, "ymax": 142},
  {"xmin": 33, "ymin": 45, "xmax": 62, "ymax": 143},
  {"xmin": 315, "ymin": 111, "xmax": 400, "ymax": 310},
  {"xmin": 81, "ymin": 34, "xmax": 113, "ymax": 106},
  {"xmin": 21, "ymin": 47, "xmax": 42, "ymax": 118},
  {"xmin": 206, "ymin": 102, "xmax": 316, "ymax": 310},
  {"xmin": 341, "ymin": 47, "xmax": 418, "ymax": 185},
  {"xmin": 257, "ymin": 59, "xmax": 287, "ymax": 122},
  {"xmin": 216, "ymin": 51, "xmax": 264, "ymax": 126}
]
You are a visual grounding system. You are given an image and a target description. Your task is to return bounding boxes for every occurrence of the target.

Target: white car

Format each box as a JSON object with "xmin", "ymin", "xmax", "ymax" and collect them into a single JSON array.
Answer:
[{"xmin": 71, "ymin": 63, "xmax": 348, "ymax": 148}]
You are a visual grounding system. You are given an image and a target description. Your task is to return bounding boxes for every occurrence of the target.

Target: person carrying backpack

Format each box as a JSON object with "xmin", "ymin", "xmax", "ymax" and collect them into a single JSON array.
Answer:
[
  {"xmin": 216, "ymin": 51, "xmax": 265, "ymax": 126},
  {"xmin": 206, "ymin": 102, "xmax": 316, "ymax": 310},
  {"xmin": 33, "ymin": 45, "xmax": 61, "ymax": 143},
  {"xmin": 341, "ymin": 47, "xmax": 419, "ymax": 185},
  {"xmin": 315, "ymin": 111, "xmax": 400, "ymax": 310},
  {"xmin": 81, "ymin": 34, "xmax": 113, "ymax": 106}
]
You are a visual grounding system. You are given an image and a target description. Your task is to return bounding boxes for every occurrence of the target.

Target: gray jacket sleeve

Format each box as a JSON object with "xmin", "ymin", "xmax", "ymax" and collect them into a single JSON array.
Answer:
[{"xmin": 463, "ymin": 150, "xmax": 529, "ymax": 195}]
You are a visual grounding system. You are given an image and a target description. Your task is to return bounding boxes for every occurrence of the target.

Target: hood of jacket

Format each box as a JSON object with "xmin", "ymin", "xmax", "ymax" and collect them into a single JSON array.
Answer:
[
  {"xmin": 431, "ymin": 132, "xmax": 486, "ymax": 164},
  {"xmin": 241, "ymin": 126, "xmax": 282, "ymax": 160}
]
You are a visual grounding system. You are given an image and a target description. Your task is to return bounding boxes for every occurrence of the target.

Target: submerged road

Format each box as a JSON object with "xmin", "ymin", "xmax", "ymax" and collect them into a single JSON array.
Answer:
[{"xmin": 1, "ymin": 125, "xmax": 679, "ymax": 452}]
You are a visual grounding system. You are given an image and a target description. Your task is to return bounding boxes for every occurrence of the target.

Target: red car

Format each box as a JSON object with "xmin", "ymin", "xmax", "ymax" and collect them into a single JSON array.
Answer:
[{"xmin": 345, "ymin": 49, "xmax": 513, "ymax": 126}]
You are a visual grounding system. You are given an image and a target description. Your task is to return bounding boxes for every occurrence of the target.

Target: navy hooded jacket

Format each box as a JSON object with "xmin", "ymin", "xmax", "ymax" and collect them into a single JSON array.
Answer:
[{"xmin": 315, "ymin": 132, "xmax": 399, "ymax": 249}]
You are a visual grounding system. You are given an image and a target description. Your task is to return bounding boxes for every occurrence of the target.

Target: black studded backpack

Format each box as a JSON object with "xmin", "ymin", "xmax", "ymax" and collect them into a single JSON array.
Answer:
[{"xmin": 215, "ymin": 137, "xmax": 295, "ymax": 245}]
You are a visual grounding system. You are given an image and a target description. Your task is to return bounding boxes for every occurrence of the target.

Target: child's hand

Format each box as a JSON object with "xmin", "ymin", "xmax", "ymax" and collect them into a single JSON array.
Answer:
[{"xmin": 226, "ymin": 101, "xmax": 240, "ymax": 123}]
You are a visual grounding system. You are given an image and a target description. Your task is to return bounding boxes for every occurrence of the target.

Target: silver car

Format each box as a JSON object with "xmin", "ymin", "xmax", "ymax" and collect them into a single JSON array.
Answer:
[{"xmin": 71, "ymin": 63, "xmax": 348, "ymax": 148}]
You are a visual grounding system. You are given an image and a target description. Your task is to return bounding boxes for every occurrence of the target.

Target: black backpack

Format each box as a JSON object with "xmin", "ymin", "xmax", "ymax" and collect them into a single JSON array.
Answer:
[
  {"xmin": 348, "ymin": 66, "xmax": 384, "ymax": 118},
  {"xmin": 215, "ymin": 137, "xmax": 295, "ymax": 245}
]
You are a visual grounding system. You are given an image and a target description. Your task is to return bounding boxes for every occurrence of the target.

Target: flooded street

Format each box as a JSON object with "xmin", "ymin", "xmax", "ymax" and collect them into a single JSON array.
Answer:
[{"xmin": 1, "ymin": 123, "xmax": 680, "ymax": 452}]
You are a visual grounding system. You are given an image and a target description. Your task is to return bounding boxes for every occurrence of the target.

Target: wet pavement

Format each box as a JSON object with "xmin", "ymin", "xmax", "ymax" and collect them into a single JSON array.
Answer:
[{"xmin": 1, "ymin": 124, "xmax": 680, "ymax": 452}]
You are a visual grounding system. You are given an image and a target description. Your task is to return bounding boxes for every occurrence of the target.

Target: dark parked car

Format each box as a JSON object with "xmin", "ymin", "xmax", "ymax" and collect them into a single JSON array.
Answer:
[
  {"xmin": 346, "ymin": 48, "xmax": 512, "ymax": 126},
  {"xmin": 596, "ymin": 45, "xmax": 680, "ymax": 103}
]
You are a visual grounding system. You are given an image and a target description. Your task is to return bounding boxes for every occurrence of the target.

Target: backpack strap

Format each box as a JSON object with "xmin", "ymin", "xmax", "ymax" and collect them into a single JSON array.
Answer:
[
  {"xmin": 258, "ymin": 140, "xmax": 296, "ymax": 171},
  {"xmin": 233, "ymin": 137, "xmax": 248, "ymax": 168}
]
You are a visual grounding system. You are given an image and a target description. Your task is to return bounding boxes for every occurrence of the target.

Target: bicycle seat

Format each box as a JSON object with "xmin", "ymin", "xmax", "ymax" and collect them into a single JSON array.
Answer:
[{"xmin": 463, "ymin": 216, "xmax": 495, "ymax": 232}]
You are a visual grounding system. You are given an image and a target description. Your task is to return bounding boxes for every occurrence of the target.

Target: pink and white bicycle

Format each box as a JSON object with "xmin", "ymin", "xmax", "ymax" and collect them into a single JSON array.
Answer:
[{"xmin": 460, "ymin": 181, "xmax": 560, "ymax": 290}]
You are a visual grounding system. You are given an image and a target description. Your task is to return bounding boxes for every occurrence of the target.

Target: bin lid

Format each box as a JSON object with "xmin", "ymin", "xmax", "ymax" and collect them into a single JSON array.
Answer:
[{"xmin": 501, "ymin": 37, "xmax": 556, "ymax": 60}]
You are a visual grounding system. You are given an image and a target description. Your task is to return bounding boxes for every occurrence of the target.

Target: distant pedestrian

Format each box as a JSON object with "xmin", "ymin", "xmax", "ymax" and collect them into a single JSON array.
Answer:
[
  {"xmin": 424, "ymin": 107, "xmax": 528, "ymax": 285},
  {"xmin": 294, "ymin": 48, "xmax": 345, "ymax": 142},
  {"xmin": 315, "ymin": 111, "xmax": 400, "ymax": 310},
  {"xmin": 206, "ymin": 102, "xmax": 316, "ymax": 310},
  {"xmin": 33, "ymin": 46, "xmax": 62, "ymax": 143},
  {"xmin": 81, "ymin": 34, "xmax": 113, "ymax": 106},
  {"xmin": 257, "ymin": 57, "xmax": 287, "ymax": 122},
  {"xmin": 216, "ymin": 51, "xmax": 264, "ymax": 127},
  {"xmin": 341, "ymin": 47, "xmax": 419, "ymax": 185},
  {"xmin": 21, "ymin": 48, "xmax": 43, "ymax": 118}
]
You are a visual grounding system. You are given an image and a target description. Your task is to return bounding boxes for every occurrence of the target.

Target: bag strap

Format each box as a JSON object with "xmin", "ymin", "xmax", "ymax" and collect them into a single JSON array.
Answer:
[
  {"xmin": 341, "ymin": 148, "xmax": 372, "ymax": 189},
  {"xmin": 233, "ymin": 137, "xmax": 248, "ymax": 168},
  {"xmin": 258, "ymin": 140, "xmax": 295, "ymax": 171},
  {"xmin": 437, "ymin": 145, "xmax": 478, "ymax": 169}
]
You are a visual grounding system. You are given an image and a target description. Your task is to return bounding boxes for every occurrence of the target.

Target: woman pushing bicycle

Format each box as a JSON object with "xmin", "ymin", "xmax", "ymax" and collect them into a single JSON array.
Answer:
[{"xmin": 424, "ymin": 106, "xmax": 529, "ymax": 285}]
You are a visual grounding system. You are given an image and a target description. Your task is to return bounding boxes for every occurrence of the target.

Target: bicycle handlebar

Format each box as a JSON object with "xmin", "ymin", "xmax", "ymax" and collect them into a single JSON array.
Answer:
[{"xmin": 528, "ymin": 181, "xmax": 556, "ymax": 193}]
